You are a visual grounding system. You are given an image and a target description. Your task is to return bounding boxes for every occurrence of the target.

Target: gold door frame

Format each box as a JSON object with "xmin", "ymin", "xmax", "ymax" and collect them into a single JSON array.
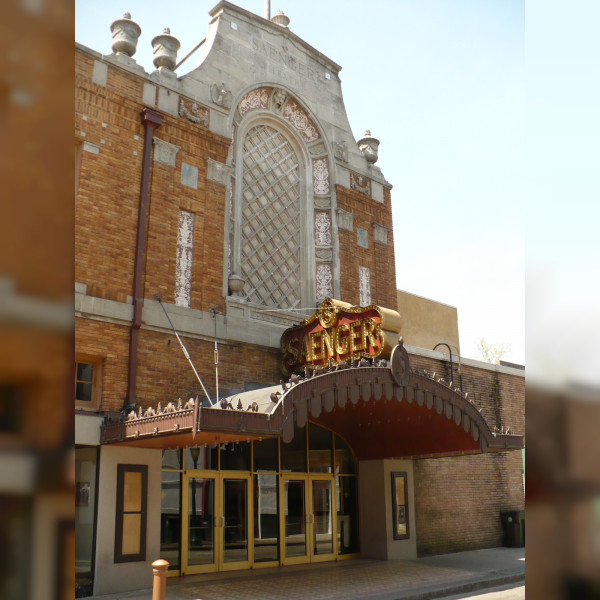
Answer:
[
  {"xmin": 181, "ymin": 471, "xmax": 252, "ymax": 575},
  {"xmin": 279, "ymin": 473, "xmax": 337, "ymax": 566}
]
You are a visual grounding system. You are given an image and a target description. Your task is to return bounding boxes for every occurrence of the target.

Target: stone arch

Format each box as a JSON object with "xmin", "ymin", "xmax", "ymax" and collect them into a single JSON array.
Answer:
[{"xmin": 224, "ymin": 85, "xmax": 339, "ymax": 314}]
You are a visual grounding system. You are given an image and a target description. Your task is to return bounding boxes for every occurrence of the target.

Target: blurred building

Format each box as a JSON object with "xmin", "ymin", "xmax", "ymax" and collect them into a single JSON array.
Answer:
[{"xmin": 75, "ymin": 3, "xmax": 524, "ymax": 596}]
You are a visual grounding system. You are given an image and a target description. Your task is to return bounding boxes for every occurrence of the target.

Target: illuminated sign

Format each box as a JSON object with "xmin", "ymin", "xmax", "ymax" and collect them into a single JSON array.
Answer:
[{"xmin": 280, "ymin": 299, "xmax": 384, "ymax": 376}]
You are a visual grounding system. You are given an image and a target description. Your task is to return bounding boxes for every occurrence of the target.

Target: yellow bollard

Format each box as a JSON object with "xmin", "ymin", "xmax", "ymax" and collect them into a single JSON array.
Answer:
[{"xmin": 152, "ymin": 559, "xmax": 169, "ymax": 600}]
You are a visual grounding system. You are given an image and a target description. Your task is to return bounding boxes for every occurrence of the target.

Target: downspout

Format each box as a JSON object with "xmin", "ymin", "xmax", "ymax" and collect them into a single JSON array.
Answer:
[{"xmin": 125, "ymin": 108, "xmax": 163, "ymax": 412}]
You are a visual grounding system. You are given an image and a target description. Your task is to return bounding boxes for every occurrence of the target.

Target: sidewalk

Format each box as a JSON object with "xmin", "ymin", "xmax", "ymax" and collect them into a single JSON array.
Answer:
[{"xmin": 84, "ymin": 547, "xmax": 525, "ymax": 600}]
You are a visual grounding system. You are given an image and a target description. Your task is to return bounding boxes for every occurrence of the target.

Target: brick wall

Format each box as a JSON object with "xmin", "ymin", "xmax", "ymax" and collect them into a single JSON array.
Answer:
[
  {"xmin": 407, "ymin": 350, "xmax": 525, "ymax": 555},
  {"xmin": 336, "ymin": 185, "xmax": 398, "ymax": 310},
  {"xmin": 75, "ymin": 316, "xmax": 281, "ymax": 412},
  {"xmin": 75, "ymin": 51, "xmax": 230, "ymax": 311}
]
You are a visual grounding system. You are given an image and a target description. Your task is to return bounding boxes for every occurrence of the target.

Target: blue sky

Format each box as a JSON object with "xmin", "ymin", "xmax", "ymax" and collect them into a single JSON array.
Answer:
[{"xmin": 76, "ymin": 0, "xmax": 525, "ymax": 364}]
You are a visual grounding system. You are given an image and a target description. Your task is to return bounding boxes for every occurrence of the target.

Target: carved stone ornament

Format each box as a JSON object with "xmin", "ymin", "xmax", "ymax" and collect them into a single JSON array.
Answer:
[
  {"xmin": 333, "ymin": 141, "xmax": 348, "ymax": 162},
  {"xmin": 315, "ymin": 248, "xmax": 333, "ymax": 261},
  {"xmin": 283, "ymin": 98, "xmax": 320, "ymax": 143},
  {"xmin": 206, "ymin": 158, "xmax": 231, "ymax": 186},
  {"xmin": 151, "ymin": 27, "xmax": 180, "ymax": 71},
  {"xmin": 228, "ymin": 274, "xmax": 245, "ymax": 295},
  {"xmin": 313, "ymin": 158, "xmax": 329, "ymax": 195},
  {"xmin": 238, "ymin": 87, "xmax": 270, "ymax": 116},
  {"xmin": 110, "ymin": 13, "xmax": 141, "ymax": 57},
  {"xmin": 315, "ymin": 264, "xmax": 333, "ymax": 301},
  {"xmin": 153, "ymin": 138, "xmax": 180, "ymax": 167},
  {"xmin": 210, "ymin": 82, "xmax": 233, "ymax": 109},
  {"xmin": 314, "ymin": 196, "xmax": 331, "ymax": 210},
  {"xmin": 271, "ymin": 88, "xmax": 288, "ymax": 111},
  {"xmin": 179, "ymin": 99, "xmax": 208, "ymax": 126},
  {"xmin": 357, "ymin": 129, "xmax": 380, "ymax": 165},
  {"xmin": 350, "ymin": 171, "xmax": 370, "ymax": 195},
  {"xmin": 359, "ymin": 266, "xmax": 371, "ymax": 306},
  {"xmin": 308, "ymin": 142, "xmax": 326, "ymax": 157},
  {"xmin": 314, "ymin": 212, "xmax": 332, "ymax": 247}
]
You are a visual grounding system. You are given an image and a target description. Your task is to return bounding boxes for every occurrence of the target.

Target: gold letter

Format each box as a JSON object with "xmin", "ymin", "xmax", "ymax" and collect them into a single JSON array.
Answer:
[
  {"xmin": 335, "ymin": 323, "xmax": 349, "ymax": 355},
  {"xmin": 310, "ymin": 330, "xmax": 323, "ymax": 361},
  {"xmin": 321, "ymin": 328, "xmax": 334, "ymax": 359},
  {"xmin": 350, "ymin": 321, "xmax": 364, "ymax": 353},
  {"xmin": 362, "ymin": 318, "xmax": 380, "ymax": 350}
]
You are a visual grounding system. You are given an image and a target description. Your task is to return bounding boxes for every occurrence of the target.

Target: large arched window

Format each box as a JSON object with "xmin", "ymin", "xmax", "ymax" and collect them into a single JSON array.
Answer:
[
  {"xmin": 239, "ymin": 124, "xmax": 303, "ymax": 308},
  {"xmin": 226, "ymin": 87, "xmax": 338, "ymax": 316}
]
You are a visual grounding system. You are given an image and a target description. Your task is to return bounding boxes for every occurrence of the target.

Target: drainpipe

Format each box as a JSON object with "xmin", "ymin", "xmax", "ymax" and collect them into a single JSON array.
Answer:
[{"xmin": 125, "ymin": 108, "xmax": 163, "ymax": 412}]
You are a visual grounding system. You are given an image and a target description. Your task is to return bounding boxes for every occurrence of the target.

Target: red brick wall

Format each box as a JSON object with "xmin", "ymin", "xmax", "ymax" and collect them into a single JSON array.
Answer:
[
  {"xmin": 75, "ymin": 316, "xmax": 281, "ymax": 412},
  {"xmin": 336, "ymin": 185, "xmax": 398, "ymax": 310},
  {"xmin": 75, "ymin": 50, "xmax": 230, "ymax": 311}
]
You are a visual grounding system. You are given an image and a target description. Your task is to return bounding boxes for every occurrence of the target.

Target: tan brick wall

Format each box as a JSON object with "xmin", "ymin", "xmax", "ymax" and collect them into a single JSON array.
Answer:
[
  {"xmin": 407, "ymin": 350, "xmax": 525, "ymax": 555},
  {"xmin": 336, "ymin": 185, "xmax": 398, "ymax": 310}
]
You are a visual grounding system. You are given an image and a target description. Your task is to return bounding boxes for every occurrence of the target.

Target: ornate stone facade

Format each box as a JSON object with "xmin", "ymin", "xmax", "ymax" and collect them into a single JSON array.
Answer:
[{"xmin": 175, "ymin": 210, "xmax": 194, "ymax": 307}]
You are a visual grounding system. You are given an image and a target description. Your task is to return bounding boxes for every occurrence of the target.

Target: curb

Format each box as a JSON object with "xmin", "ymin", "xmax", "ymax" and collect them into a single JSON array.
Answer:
[{"xmin": 388, "ymin": 572, "xmax": 525, "ymax": 600}]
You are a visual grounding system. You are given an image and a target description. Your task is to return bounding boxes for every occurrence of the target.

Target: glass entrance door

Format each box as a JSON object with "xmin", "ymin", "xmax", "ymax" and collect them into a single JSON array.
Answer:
[
  {"xmin": 280, "ymin": 475, "xmax": 336, "ymax": 565},
  {"xmin": 182, "ymin": 472, "xmax": 251, "ymax": 574},
  {"xmin": 310, "ymin": 477, "xmax": 335, "ymax": 562}
]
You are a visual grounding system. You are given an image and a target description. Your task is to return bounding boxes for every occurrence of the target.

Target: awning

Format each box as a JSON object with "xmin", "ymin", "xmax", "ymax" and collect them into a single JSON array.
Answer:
[{"xmin": 101, "ymin": 340, "xmax": 523, "ymax": 458}]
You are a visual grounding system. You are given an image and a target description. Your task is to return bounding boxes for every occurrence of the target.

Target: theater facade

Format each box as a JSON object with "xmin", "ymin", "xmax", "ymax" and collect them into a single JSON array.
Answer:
[{"xmin": 75, "ymin": 3, "xmax": 524, "ymax": 596}]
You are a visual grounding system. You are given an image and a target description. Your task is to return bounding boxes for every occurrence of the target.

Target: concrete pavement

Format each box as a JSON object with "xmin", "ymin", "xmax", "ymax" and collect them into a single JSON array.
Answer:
[{"xmin": 82, "ymin": 547, "xmax": 525, "ymax": 600}]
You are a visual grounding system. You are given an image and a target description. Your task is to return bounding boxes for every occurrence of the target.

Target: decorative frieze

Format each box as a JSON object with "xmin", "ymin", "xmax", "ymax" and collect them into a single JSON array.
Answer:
[
  {"xmin": 206, "ymin": 158, "xmax": 231, "ymax": 186},
  {"xmin": 313, "ymin": 157, "xmax": 329, "ymax": 195},
  {"xmin": 373, "ymin": 222, "xmax": 390, "ymax": 245},
  {"xmin": 350, "ymin": 171, "xmax": 370, "ymax": 195},
  {"xmin": 238, "ymin": 87, "xmax": 270, "ymax": 116},
  {"xmin": 153, "ymin": 138, "xmax": 180, "ymax": 167},
  {"xmin": 283, "ymin": 98, "xmax": 320, "ymax": 143},
  {"xmin": 314, "ymin": 212, "xmax": 332, "ymax": 247},
  {"xmin": 359, "ymin": 266, "xmax": 371, "ymax": 306},
  {"xmin": 316, "ymin": 264, "xmax": 333, "ymax": 301},
  {"xmin": 336, "ymin": 208, "xmax": 355, "ymax": 232},
  {"xmin": 175, "ymin": 210, "xmax": 194, "ymax": 308},
  {"xmin": 179, "ymin": 99, "xmax": 209, "ymax": 126}
]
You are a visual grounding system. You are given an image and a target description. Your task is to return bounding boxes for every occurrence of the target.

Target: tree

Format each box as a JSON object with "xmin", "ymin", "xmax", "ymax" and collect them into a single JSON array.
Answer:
[{"xmin": 476, "ymin": 337, "xmax": 509, "ymax": 365}]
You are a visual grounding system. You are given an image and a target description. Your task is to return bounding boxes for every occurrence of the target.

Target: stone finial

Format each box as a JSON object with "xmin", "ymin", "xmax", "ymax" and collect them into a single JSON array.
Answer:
[
  {"xmin": 271, "ymin": 10, "xmax": 290, "ymax": 28},
  {"xmin": 110, "ymin": 13, "xmax": 142, "ymax": 57},
  {"xmin": 357, "ymin": 129, "xmax": 380, "ymax": 165},
  {"xmin": 151, "ymin": 27, "xmax": 181, "ymax": 71}
]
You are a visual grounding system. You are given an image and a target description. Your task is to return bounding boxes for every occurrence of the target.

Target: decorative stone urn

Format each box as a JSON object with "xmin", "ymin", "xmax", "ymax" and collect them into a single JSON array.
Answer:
[
  {"xmin": 271, "ymin": 10, "xmax": 290, "ymax": 28},
  {"xmin": 228, "ymin": 274, "xmax": 245, "ymax": 296},
  {"xmin": 151, "ymin": 28, "xmax": 181, "ymax": 71},
  {"xmin": 110, "ymin": 13, "xmax": 141, "ymax": 57},
  {"xmin": 357, "ymin": 130, "xmax": 380, "ymax": 165}
]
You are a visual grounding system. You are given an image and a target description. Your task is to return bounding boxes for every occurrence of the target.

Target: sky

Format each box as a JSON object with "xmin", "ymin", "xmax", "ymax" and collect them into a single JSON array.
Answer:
[{"xmin": 75, "ymin": 0, "xmax": 525, "ymax": 365}]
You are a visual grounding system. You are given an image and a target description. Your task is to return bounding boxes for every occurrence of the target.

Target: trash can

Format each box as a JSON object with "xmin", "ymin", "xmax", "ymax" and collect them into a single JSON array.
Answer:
[{"xmin": 500, "ymin": 510, "xmax": 525, "ymax": 547}]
